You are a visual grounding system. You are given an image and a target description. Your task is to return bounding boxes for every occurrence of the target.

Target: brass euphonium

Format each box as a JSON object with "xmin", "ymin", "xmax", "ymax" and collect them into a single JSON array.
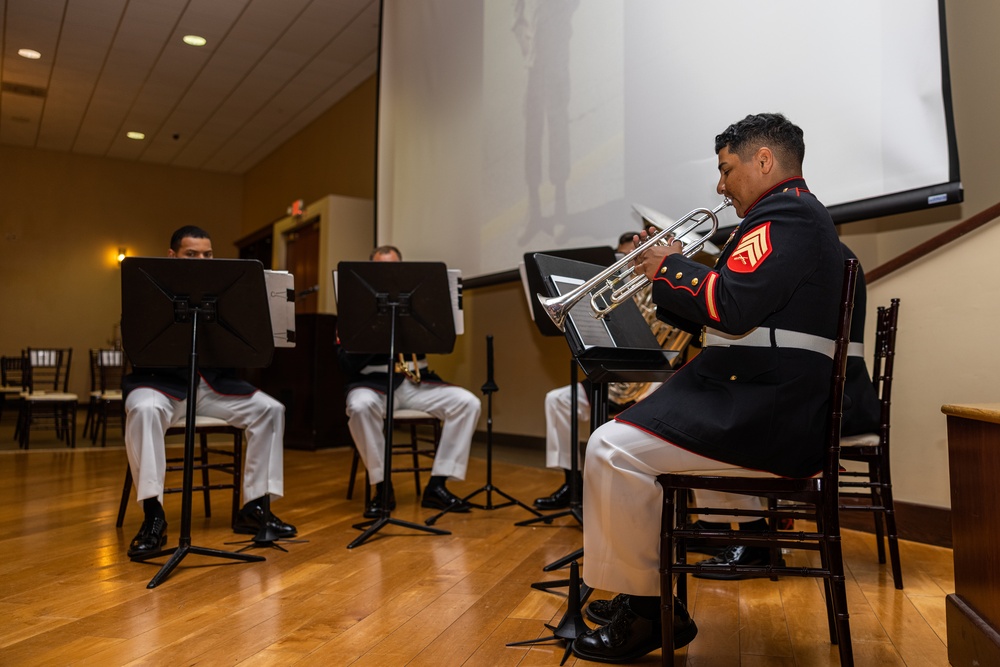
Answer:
[{"xmin": 538, "ymin": 198, "xmax": 731, "ymax": 331}]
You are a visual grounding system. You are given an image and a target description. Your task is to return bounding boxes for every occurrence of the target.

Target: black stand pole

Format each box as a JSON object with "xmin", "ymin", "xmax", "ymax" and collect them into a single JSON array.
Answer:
[
  {"xmin": 506, "ymin": 560, "xmax": 590, "ymax": 665},
  {"xmin": 130, "ymin": 307, "xmax": 265, "ymax": 588},
  {"xmin": 427, "ymin": 335, "xmax": 541, "ymax": 526},
  {"xmin": 515, "ymin": 358, "xmax": 584, "ymax": 528},
  {"xmin": 348, "ymin": 300, "xmax": 450, "ymax": 548}
]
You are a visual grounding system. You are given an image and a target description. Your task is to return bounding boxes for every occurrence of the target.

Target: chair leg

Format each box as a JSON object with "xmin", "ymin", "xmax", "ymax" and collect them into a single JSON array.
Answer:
[
  {"xmin": 867, "ymin": 464, "xmax": 887, "ymax": 565},
  {"xmin": 347, "ymin": 447, "xmax": 360, "ymax": 500},
  {"xmin": 231, "ymin": 429, "xmax": 243, "ymax": 525},
  {"xmin": 67, "ymin": 403, "xmax": 76, "ymax": 448},
  {"xmin": 117, "ymin": 465, "xmax": 133, "ymax": 527},
  {"xmin": 880, "ymin": 473, "xmax": 904, "ymax": 590}
]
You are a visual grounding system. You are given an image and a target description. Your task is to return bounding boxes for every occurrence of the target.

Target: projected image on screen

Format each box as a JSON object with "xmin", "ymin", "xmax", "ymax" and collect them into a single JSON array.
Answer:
[{"xmin": 379, "ymin": 0, "xmax": 960, "ymax": 280}]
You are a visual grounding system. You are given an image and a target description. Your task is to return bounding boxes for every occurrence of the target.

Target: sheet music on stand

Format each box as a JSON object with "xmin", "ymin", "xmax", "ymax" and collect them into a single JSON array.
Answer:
[
  {"xmin": 549, "ymin": 275, "xmax": 616, "ymax": 349},
  {"xmin": 334, "ymin": 268, "xmax": 464, "ymax": 336}
]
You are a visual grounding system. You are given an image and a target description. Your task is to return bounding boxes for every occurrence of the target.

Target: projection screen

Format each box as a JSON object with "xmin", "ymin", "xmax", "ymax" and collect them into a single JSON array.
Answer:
[{"xmin": 377, "ymin": 0, "xmax": 961, "ymax": 281}]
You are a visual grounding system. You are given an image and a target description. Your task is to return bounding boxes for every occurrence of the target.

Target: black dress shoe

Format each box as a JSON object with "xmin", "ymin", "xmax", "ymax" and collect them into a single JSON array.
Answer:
[
  {"xmin": 685, "ymin": 520, "xmax": 729, "ymax": 557},
  {"xmin": 585, "ymin": 593, "xmax": 626, "ymax": 626},
  {"xmin": 533, "ymin": 483, "xmax": 572, "ymax": 510},
  {"xmin": 363, "ymin": 491, "xmax": 396, "ymax": 519},
  {"xmin": 572, "ymin": 596, "xmax": 698, "ymax": 663},
  {"xmin": 692, "ymin": 544, "xmax": 784, "ymax": 580},
  {"xmin": 421, "ymin": 485, "xmax": 471, "ymax": 512},
  {"xmin": 127, "ymin": 516, "xmax": 167, "ymax": 558},
  {"xmin": 232, "ymin": 504, "xmax": 297, "ymax": 538}
]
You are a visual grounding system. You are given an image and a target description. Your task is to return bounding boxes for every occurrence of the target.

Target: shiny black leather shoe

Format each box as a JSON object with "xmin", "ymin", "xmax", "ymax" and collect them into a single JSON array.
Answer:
[
  {"xmin": 684, "ymin": 519, "xmax": 729, "ymax": 557},
  {"xmin": 572, "ymin": 596, "xmax": 698, "ymax": 663},
  {"xmin": 692, "ymin": 544, "xmax": 784, "ymax": 580},
  {"xmin": 421, "ymin": 485, "xmax": 471, "ymax": 512},
  {"xmin": 585, "ymin": 593, "xmax": 626, "ymax": 626},
  {"xmin": 533, "ymin": 483, "xmax": 572, "ymax": 510},
  {"xmin": 127, "ymin": 516, "xmax": 168, "ymax": 559},
  {"xmin": 232, "ymin": 504, "xmax": 297, "ymax": 538},
  {"xmin": 363, "ymin": 491, "xmax": 396, "ymax": 519}
]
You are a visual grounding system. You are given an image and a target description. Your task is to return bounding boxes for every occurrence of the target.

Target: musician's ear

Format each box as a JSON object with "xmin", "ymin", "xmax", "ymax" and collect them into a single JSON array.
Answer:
[{"xmin": 756, "ymin": 147, "xmax": 774, "ymax": 174}]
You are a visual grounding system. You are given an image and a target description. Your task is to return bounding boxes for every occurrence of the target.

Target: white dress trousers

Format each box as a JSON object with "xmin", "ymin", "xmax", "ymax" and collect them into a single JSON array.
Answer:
[
  {"xmin": 544, "ymin": 383, "xmax": 591, "ymax": 470},
  {"xmin": 124, "ymin": 379, "xmax": 285, "ymax": 505},
  {"xmin": 581, "ymin": 420, "xmax": 777, "ymax": 596},
  {"xmin": 345, "ymin": 380, "xmax": 481, "ymax": 485}
]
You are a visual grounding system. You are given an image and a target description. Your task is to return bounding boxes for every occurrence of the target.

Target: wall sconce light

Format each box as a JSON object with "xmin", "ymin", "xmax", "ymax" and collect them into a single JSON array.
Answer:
[{"xmin": 117, "ymin": 247, "xmax": 128, "ymax": 264}]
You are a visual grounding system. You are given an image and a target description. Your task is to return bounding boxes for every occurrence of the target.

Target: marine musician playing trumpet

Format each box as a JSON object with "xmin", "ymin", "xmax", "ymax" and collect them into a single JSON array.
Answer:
[
  {"xmin": 337, "ymin": 245, "xmax": 481, "ymax": 518},
  {"xmin": 570, "ymin": 113, "xmax": 871, "ymax": 662}
]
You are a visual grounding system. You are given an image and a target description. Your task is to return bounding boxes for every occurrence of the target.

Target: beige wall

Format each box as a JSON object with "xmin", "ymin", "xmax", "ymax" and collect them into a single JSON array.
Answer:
[
  {"xmin": 0, "ymin": 146, "xmax": 242, "ymax": 399},
  {"xmin": 241, "ymin": 77, "xmax": 378, "ymax": 238}
]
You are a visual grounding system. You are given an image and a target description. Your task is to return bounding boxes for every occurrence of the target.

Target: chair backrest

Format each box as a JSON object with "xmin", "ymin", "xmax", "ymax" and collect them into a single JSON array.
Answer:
[
  {"xmin": 1, "ymin": 356, "xmax": 24, "ymax": 387},
  {"xmin": 24, "ymin": 348, "xmax": 73, "ymax": 393},
  {"xmin": 96, "ymin": 349, "xmax": 126, "ymax": 393},
  {"xmin": 871, "ymin": 299, "xmax": 900, "ymax": 445},
  {"xmin": 823, "ymin": 259, "xmax": 861, "ymax": 496}
]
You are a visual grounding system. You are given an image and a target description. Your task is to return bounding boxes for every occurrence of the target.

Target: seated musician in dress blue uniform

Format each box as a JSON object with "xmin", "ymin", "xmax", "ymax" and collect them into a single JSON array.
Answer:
[
  {"xmin": 571, "ymin": 113, "xmax": 874, "ymax": 662},
  {"xmin": 123, "ymin": 226, "xmax": 295, "ymax": 559},
  {"xmin": 338, "ymin": 245, "xmax": 482, "ymax": 518}
]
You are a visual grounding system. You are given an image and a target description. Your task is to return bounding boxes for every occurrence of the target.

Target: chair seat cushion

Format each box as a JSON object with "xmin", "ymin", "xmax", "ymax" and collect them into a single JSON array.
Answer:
[
  {"xmin": 25, "ymin": 392, "xmax": 79, "ymax": 401},
  {"xmin": 393, "ymin": 408, "xmax": 435, "ymax": 420},
  {"xmin": 171, "ymin": 415, "xmax": 233, "ymax": 428},
  {"xmin": 840, "ymin": 432, "xmax": 880, "ymax": 447}
]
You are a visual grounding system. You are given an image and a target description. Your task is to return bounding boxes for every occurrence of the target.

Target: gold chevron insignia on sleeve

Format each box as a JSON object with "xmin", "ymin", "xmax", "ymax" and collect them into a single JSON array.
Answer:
[{"xmin": 726, "ymin": 222, "xmax": 772, "ymax": 273}]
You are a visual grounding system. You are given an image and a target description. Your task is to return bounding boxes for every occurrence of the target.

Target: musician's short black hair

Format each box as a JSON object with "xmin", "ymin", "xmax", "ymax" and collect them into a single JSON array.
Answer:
[
  {"xmin": 370, "ymin": 245, "xmax": 402, "ymax": 260},
  {"xmin": 618, "ymin": 231, "xmax": 641, "ymax": 247},
  {"xmin": 170, "ymin": 225, "xmax": 211, "ymax": 252},
  {"xmin": 715, "ymin": 113, "xmax": 805, "ymax": 171}
]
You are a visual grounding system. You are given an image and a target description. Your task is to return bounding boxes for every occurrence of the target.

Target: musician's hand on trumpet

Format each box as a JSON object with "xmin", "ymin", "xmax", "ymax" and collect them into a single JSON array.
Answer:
[{"xmin": 632, "ymin": 226, "xmax": 683, "ymax": 281}]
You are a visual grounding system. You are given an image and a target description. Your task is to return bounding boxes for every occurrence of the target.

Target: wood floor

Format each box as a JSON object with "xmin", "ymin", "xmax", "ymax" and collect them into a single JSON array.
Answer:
[{"xmin": 0, "ymin": 436, "xmax": 953, "ymax": 666}]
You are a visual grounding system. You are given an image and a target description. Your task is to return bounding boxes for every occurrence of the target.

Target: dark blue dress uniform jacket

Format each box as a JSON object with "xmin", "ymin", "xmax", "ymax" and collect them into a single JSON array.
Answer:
[
  {"xmin": 122, "ymin": 368, "xmax": 257, "ymax": 400},
  {"xmin": 615, "ymin": 177, "xmax": 875, "ymax": 479},
  {"xmin": 338, "ymin": 351, "xmax": 449, "ymax": 393}
]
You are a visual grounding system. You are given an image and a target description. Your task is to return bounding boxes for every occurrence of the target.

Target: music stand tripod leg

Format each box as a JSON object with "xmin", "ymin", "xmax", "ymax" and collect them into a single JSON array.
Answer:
[{"xmin": 507, "ymin": 560, "xmax": 590, "ymax": 664}]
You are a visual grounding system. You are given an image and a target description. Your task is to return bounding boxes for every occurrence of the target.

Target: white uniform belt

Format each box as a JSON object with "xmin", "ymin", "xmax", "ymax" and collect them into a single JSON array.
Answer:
[
  {"xmin": 361, "ymin": 359, "xmax": 429, "ymax": 374},
  {"xmin": 703, "ymin": 327, "xmax": 863, "ymax": 360}
]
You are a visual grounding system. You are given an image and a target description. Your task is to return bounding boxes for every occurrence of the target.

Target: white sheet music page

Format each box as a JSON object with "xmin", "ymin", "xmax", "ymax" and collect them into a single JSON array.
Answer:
[{"xmin": 550, "ymin": 275, "xmax": 616, "ymax": 349}]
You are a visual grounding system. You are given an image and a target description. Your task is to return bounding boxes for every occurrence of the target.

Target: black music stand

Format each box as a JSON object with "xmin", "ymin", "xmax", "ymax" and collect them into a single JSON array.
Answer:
[
  {"xmin": 120, "ymin": 257, "xmax": 274, "ymax": 589},
  {"xmin": 509, "ymin": 253, "xmax": 676, "ymax": 648},
  {"xmin": 337, "ymin": 261, "xmax": 455, "ymax": 549},
  {"xmin": 515, "ymin": 246, "xmax": 618, "ymax": 529},
  {"xmin": 426, "ymin": 335, "xmax": 541, "ymax": 525}
]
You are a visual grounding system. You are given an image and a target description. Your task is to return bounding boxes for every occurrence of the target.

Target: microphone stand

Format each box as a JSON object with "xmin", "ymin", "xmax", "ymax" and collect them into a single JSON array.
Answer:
[{"xmin": 427, "ymin": 335, "xmax": 541, "ymax": 525}]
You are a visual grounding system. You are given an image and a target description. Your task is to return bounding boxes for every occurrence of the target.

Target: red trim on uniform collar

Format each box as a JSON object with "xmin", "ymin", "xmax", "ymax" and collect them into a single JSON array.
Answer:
[{"xmin": 744, "ymin": 176, "xmax": 805, "ymax": 216}]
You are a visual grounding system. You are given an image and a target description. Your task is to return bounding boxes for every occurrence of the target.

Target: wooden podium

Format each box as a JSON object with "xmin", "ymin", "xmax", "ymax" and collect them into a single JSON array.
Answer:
[{"xmin": 942, "ymin": 403, "xmax": 1000, "ymax": 666}]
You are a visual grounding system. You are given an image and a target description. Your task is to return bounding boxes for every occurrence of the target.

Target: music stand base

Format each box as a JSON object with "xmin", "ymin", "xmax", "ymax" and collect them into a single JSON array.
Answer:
[
  {"xmin": 132, "ymin": 543, "xmax": 265, "ymax": 589},
  {"xmin": 506, "ymin": 561, "xmax": 590, "ymax": 665},
  {"xmin": 348, "ymin": 515, "xmax": 450, "ymax": 549}
]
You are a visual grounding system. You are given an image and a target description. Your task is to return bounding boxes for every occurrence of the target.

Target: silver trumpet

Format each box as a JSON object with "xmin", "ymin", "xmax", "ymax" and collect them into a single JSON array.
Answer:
[{"xmin": 538, "ymin": 198, "xmax": 731, "ymax": 331}]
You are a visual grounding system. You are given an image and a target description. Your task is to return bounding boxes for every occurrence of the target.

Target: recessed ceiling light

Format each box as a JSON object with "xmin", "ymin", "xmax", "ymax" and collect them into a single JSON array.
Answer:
[
  {"xmin": 182, "ymin": 35, "xmax": 207, "ymax": 47},
  {"xmin": 18, "ymin": 48, "xmax": 42, "ymax": 60},
  {"xmin": 126, "ymin": 131, "xmax": 146, "ymax": 140}
]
